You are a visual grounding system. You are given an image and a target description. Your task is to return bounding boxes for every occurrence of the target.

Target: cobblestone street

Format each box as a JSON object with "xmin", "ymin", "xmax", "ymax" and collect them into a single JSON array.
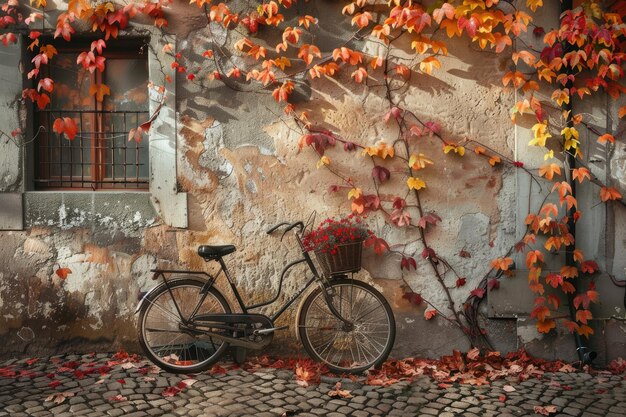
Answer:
[{"xmin": 1, "ymin": 353, "xmax": 625, "ymax": 417}]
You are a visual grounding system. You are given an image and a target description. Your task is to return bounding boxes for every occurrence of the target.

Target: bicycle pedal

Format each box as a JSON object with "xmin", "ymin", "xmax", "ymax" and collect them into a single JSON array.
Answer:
[{"xmin": 253, "ymin": 325, "xmax": 288, "ymax": 335}]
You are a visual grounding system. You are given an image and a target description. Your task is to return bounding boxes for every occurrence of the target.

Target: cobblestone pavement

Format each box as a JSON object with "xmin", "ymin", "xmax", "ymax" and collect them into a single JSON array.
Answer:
[{"xmin": 1, "ymin": 353, "xmax": 625, "ymax": 417}]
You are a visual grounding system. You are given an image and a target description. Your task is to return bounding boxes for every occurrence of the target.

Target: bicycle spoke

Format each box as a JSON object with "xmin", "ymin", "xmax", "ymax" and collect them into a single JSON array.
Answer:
[{"xmin": 302, "ymin": 281, "xmax": 393, "ymax": 372}]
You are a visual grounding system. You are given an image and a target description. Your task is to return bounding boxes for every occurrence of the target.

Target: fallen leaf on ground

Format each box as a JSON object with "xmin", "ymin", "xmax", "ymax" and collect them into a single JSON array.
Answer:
[
  {"xmin": 533, "ymin": 405, "xmax": 557, "ymax": 415},
  {"xmin": 328, "ymin": 382, "xmax": 353, "ymax": 398}
]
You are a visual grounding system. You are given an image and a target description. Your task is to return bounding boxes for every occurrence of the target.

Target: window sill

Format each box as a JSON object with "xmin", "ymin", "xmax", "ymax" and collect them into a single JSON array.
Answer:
[{"xmin": 23, "ymin": 190, "xmax": 157, "ymax": 230}]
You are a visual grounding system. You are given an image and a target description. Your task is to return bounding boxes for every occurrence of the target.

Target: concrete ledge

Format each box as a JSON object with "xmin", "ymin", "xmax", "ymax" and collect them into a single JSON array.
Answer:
[
  {"xmin": 23, "ymin": 191, "xmax": 157, "ymax": 231},
  {"xmin": 0, "ymin": 193, "xmax": 23, "ymax": 230}
]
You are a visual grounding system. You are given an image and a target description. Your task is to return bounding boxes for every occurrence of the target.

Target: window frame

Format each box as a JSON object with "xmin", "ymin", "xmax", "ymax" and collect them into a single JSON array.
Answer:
[{"xmin": 31, "ymin": 37, "xmax": 150, "ymax": 191}]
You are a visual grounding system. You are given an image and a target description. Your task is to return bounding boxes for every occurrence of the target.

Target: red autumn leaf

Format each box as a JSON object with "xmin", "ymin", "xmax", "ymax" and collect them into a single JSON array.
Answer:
[
  {"xmin": 52, "ymin": 117, "xmax": 78, "ymax": 140},
  {"xmin": 392, "ymin": 197, "xmax": 406, "ymax": 210},
  {"xmin": 55, "ymin": 268, "xmax": 72, "ymax": 279},
  {"xmin": 36, "ymin": 92, "xmax": 50, "ymax": 110},
  {"xmin": 117, "ymin": 379, "xmax": 126, "ymax": 384},
  {"xmin": 209, "ymin": 364, "xmax": 227, "ymax": 375},
  {"xmin": 364, "ymin": 236, "xmax": 389, "ymax": 255},
  {"xmin": 48, "ymin": 380, "xmax": 61, "ymax": 389},
  {"xmin": 421, "ymin": 247, "xmax": 437, "ymax": 259},
  {"xmin": 91, "ymin": 39, "xmax": 106, "ymax": 54},
  {"xmin": 424, "ymin": 309, "xmax": 437, "ymax": 320},
  {"xmin": 418, "ymin": 213, "xmax": 442, "ymax": 229},
  {"xmin": 371, "ymin": 166, "xmax": 391, "ymax": 183},
  {"xmin": 459, "ymin": 250, "xmax": 471, "ymax": 258},
  {"xmin": 384, "ymin": 106, "xmax": 402, "ymax": 122},
  {"xmin": 400, "ymin": 256, "xmax": 417, "ymax": 271},
  {"xmin": 545, "ymin": 273, "xmax": 563, "ymax": 288},
  {"xmin": 580, "ymin": 260, "xmax": 599, "ymax": 274},
  {"xmin": 108, "ymin": 395, "xmax": 127, "ymax": 402},
  {"xmin": 512, "ymin": 161, "xmax": 524, "ymax": 167},
  {"xmin": 161, "ymin": 386, "xmax": 181, "ymax": 397},
  {"xmin": 499, "ymin": 394, "xmax": 507, "ymax": 402},
  {"xmin": 488, "ymin": 279, "xmax": 500, "ymax": 291},
  {"xmin": 390, "ymin": 209, "xmax": 411, "ymax": 227},
  {"xmin": 471, "ymin": 288, "xmax": 486, "ymax": 299},
  {"xmin": 37, "ymin": 78, "xmax": 54, "ymax": 93},
  {"xmin": 455, "ymin": 277, "xmax": 467, "ymax": 288},
  {"xmin": 402, "ymin": 292, "xmax": 423, "ymax": 305},
  {"xmin": 533, "ymin": 405, "xmax": 557, "ymax": 415}
]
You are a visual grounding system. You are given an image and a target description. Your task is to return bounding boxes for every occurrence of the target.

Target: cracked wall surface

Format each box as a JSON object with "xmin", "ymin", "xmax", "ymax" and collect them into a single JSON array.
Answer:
[{"xmin": 0, "ymin": 1, "xmax": 625, "ymax": 363}]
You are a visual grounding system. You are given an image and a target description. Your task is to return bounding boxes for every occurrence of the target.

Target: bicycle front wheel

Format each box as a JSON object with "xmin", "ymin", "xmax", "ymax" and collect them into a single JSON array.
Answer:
[
  {"xmin": 298, "ymin": 278, "xmax": 396, "ymax": 374},
  {"xmin": 138, "ymin": 278, "xmax": 231, "ymax": 373}
]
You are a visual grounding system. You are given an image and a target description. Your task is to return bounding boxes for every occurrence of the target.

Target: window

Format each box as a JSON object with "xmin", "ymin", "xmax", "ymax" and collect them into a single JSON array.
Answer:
[{"xmin": 33, "ymin": 39, "xmax": 150, "ymax": 190}]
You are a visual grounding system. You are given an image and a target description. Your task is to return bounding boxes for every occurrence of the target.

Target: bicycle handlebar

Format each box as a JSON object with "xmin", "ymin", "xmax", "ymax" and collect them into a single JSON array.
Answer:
[{"xmin": 266, "ymin": 221, "xmax": 304, "ymax": 235}]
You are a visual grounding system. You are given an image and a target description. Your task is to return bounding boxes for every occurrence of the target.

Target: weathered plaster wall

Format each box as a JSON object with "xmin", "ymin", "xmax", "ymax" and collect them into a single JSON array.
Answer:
[{"xmin": 0, "ymin": 0, "xmax": 624, "ymax": 363}]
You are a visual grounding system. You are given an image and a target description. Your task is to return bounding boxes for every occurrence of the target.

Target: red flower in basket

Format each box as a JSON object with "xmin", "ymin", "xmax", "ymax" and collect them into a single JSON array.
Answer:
[{"xmin": 303, "ymin": 215, "xmax": 372, "ymax": 276}]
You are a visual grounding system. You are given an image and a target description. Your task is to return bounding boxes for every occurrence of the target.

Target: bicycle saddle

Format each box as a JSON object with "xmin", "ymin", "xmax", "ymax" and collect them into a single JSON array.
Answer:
[{"xmin": 198, "ymin": 245, "xmax": 236, "ymax": 260}]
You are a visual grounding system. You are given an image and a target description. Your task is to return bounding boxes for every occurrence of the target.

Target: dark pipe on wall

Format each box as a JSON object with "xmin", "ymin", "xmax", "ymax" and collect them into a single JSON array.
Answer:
[{"xmin": 560, "ymin": 0, "xmax": 597, "ymax": 365}]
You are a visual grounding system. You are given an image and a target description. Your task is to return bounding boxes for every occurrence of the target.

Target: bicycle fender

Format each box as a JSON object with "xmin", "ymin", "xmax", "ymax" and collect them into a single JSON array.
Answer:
[{"xmin": 134, "ymin": 276, "xmax": 207, "ymax": 314}]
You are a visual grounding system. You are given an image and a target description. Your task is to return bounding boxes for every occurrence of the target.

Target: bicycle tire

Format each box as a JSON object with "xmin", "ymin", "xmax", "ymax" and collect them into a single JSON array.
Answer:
[
  {"xmin": 298, "ymin": 278, "xmax": 396, "ymax": 374},
  {"xmin": 137, "ymin": 278, "xmax": 231, "ymax": 374}
]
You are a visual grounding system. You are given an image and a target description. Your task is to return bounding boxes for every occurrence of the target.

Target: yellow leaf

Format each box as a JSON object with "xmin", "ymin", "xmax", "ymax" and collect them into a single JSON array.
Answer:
[
  {"xmin": 407, "ymin": 177, "xmax": 426, "ymax": 191},
  {"xmin": 529, "ymin": 121, "xmax": 551, "ymax": 147},
  {"xmin": 443, "ymin": 144, "xmax": 465, "ymax": 156},
  {"xmin": 544, "ymin": 150, "xmax": 554, "ymax": 160},
  {"xmin": 347, "ymin": 187, "xmax": 362, "ymax": 200},
  {"xmin": 316, "ymin": 156, "xmax": 330, "ymax": 169},
  {"xmin": 408, "ymin": 153, "xmax": 433, "ymax": 170}
]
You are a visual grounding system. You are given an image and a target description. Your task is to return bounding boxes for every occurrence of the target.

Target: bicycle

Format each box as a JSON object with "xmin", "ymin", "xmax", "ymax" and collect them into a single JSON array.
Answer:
[{"xmin": 135, "ymin": 220, "xmax": 396, "ymax": 374}]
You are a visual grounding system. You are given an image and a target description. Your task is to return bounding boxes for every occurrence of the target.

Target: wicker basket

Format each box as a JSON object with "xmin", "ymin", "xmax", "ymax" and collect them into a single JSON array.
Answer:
[{"xmin": 314, "ymin": 240, "xmax": 363, "ymax": 277}]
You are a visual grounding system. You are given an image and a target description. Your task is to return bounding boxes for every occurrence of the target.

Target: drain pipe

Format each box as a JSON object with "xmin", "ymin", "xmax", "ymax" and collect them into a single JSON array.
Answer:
[{"xmin": 560, "ymin": 0, "xmax": 597, "ymax": 365}]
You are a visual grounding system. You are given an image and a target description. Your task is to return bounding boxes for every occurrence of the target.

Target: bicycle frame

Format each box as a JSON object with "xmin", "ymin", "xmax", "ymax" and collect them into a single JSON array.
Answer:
[{"xmin": 139, "ymin": 231, "xmax": 351, "ymax": 326}]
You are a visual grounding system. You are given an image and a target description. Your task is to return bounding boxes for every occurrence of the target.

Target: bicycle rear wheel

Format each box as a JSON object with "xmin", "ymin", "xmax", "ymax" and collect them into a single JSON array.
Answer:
[
  {"xmin": 138, "ymin": 278, "xmax": 231, "ymax": 373},
  {"xmin": 298, "ymin": 278, "xmax": 395, "ymax": 374}
]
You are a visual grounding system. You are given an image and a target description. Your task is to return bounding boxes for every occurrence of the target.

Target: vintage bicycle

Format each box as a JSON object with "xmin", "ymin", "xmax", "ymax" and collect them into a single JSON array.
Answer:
[{"xmin": 135, "ymin": 220, "xmax": 396, "ymax": 374}]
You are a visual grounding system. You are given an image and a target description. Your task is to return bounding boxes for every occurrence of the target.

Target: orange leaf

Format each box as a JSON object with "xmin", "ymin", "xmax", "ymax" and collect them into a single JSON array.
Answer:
[
  {"xmin": 560, "ymin": 265, "xmax": 578, "ymax": 279},
  {"xmin": 536, "ymin": 319, "xmax": 556, "ymax": 333},
  {"xmin": 572, "ymin": 167, "xmax": 590, "ymax": 183},
  {"xmin": 598, "ymin": 134, "xmax": 615, "ymax": 144},
  {"xmin": 619, "ymin": 105, "xmax": 626, "ymax": 118},
  {"xmin": 55, "ymin": 268, "xmax": 72, "ymax": 279},
  {"xmin": 575, "ymin": 309, "xmax": 592, "ymax": 325},
  {"xmin": 490, "ymin": 257, "xmax": 513, "ymax": 271},
  {"xmin": 600, "ymin": 187, "xmax": 622, "ymax": 202},
  {"xmin": 424, "ymin": 309, "xmax": 437, "ymax": 320},
  {"xmin": 577, "ymin": 324, "xmax": 594, "ymax": 337},
  {"xmin": 419, "ymin": 57, "xmax": 440, "ymax": 75},
  {"xmin": 89, "ymin": 83, "xmax": 110, "ymax": 102},
  {"xmin": 538, "ymin": 163, "xmax": 561, "ymax": 181}
]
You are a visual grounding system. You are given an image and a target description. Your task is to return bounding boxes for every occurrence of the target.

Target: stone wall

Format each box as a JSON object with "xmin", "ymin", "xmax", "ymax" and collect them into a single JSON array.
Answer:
[{"xmin": 0, "ymin": 0, "xmax": 624, "ymax": 363}]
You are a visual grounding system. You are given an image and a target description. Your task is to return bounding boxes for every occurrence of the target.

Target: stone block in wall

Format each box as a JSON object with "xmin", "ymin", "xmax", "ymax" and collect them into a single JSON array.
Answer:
[
  {"xmin": 0, "ymin": 193, "xmax": 23, "ymax": 230},
  {"xmin": 488, "ymin": 270, "xmax": 569, "ymax": 318},
  {"xmin": 516, "ymin": 317, "xmax": 579, "ymax": 363},
  {"xmin": 591, "ymin": 273, "xmax": 626, "ymax": 319}
]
